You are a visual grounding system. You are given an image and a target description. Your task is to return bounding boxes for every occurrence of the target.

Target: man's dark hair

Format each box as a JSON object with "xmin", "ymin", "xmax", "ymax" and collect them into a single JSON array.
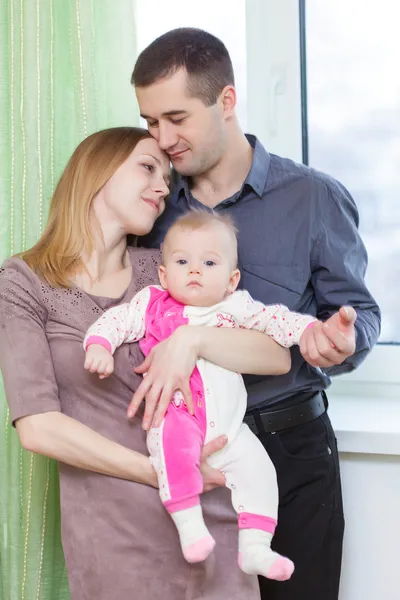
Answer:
[{"xmin": 131, "ymin": 28, "xmax": 234, "ymax": 107}]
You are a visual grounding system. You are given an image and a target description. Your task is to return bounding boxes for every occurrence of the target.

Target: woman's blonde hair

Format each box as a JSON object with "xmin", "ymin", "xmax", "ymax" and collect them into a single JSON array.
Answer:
[{"xmin": 20, "ymin": 126, "xmax": 151, "ymax": 288}]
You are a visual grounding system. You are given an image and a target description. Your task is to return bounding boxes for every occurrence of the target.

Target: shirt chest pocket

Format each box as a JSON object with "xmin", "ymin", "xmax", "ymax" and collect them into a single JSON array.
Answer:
[{"xmin": 239, "ymin": 262, "xmax": 306, "ymax": 309}]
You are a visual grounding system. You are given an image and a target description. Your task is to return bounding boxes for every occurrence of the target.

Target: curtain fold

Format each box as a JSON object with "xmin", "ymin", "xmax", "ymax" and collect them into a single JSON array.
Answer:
[{"xmin": 0, "ymin": 2, "xmax": 139, "ymax": 598}]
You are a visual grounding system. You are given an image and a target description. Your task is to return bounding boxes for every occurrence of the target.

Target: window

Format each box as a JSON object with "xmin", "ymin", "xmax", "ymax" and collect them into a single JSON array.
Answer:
[{"xmin": 305, "ymin": 0, "xmax": 400, "ymax": 343}]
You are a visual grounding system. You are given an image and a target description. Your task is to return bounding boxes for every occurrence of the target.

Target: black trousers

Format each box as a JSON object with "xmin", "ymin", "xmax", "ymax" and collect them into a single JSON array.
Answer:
[{"xmin": 257, "ymin": 410, "xmax": 344, "ymax": 600}]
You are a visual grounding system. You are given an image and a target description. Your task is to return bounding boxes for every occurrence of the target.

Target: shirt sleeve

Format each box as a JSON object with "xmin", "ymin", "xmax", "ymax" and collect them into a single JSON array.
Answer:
[
  {"xmin": 220, "ymin": 290, "xmax": 317, "ymax": 347},
  {"xmin": 0, "ymin": 265, "xmax": 61, "ymax": 425},
  {"xmin": 311, "ymin": 179, "xmax": 381, "ymax": 374},
  {"xmin": 83, "ymin": 286, "xmax": 152, "ymax": 354}
]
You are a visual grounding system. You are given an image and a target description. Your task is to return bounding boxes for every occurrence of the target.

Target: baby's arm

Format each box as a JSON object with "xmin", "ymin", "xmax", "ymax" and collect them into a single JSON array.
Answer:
[
  {"xmin": 83, "ymin": 286, "xmax": 152, "ymax": 377},
  {"xmin": 221, "ymin": 290, "xmax": 318, "ymax": 348}
]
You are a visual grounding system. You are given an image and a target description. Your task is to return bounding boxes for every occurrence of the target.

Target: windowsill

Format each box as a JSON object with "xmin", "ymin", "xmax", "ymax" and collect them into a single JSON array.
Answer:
[
  {"xmin": 328, "ymin": 392, "xmax": 400, "ymax": 456},
  {"xmin": 326, "ymin": 345, "xmax": 400, "ymax": 456}
]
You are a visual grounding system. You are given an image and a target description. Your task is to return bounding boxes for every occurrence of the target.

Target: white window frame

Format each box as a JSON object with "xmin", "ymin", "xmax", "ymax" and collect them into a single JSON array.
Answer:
[{"xmin": 245, "ymin": 0, "xmax": 400, "ymax": 398}]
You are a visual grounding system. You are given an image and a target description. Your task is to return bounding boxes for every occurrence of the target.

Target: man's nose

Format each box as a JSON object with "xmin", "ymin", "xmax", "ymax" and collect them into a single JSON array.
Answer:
[{"xmin": 158, "ymin": 123, "xmax": 178, "ymax": 151}]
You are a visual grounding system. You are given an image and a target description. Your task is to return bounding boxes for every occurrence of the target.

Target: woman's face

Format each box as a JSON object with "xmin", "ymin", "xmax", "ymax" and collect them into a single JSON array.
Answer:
[{"xmin": 95, "ymin": 137, "xmax": 171, "ymax": 237}]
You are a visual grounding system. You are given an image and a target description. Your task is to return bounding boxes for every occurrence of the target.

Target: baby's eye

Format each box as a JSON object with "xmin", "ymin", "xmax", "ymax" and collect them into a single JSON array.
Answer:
[
  {"xmin": 143, "ymin": 164, "xmax": 154, "ymax": 172},
  {"xmin": 177, "ymin": 259, "xmax": 187, "ymax": 265},
  {"xmin": 204, "ymin": 261, "xmax": 216, "ymax": 267}
]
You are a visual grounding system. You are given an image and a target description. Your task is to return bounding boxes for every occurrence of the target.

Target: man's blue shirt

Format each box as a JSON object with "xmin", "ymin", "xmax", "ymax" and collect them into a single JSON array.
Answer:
[{"xmin": 140, "ymin": 135, "xmax": 381, "ymax": 409}]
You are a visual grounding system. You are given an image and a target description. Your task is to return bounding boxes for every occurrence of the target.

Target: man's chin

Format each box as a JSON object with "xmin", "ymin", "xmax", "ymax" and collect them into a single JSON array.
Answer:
[{"xmin": 171, "ymin": 163, "xmax": 199, "ymax": 177}]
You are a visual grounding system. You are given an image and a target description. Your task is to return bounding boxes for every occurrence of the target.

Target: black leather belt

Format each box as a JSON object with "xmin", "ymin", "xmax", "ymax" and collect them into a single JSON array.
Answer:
[{"xmin": 244, "ymin": 391, "xmax": 328, "ymax": 436}]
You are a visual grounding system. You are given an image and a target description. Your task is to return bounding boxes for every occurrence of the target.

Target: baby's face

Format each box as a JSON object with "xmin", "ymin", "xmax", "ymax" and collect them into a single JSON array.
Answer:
[{"xmin": 159, "ymin": 224, "xmax": 240, "ymax": 307}]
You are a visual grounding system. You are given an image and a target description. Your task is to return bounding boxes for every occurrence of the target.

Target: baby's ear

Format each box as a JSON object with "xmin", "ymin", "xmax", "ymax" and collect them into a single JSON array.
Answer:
[
  {"xmin": 158, "ymin": 265, "xmax": 168, "ymax": 289},
  {"xmin": 228, "ymin": 268, "xmax": 241, "ymax": 294}
]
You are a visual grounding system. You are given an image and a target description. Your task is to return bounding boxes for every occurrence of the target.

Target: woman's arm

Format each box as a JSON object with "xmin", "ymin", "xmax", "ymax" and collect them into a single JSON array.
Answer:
[
  {"xmin": 16, "ymin": 411, "xmax": 227, "ymax": 491},
  {"xmin": 16, "ymin": 411, "xmax": 157, "ymax": 485},
  {"xmin": 128, "ymin": 326, "xmax": 291, "ymax": 429}
]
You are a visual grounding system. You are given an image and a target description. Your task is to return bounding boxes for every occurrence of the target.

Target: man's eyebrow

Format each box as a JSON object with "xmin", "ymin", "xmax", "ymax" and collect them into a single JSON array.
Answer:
[{"xmin": 140, "ymin": 110, "xmax": 188, "ymax": 120}]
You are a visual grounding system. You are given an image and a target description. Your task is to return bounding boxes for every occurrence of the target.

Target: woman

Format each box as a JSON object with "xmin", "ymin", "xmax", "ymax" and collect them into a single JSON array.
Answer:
[{"xmin": 0, "ymin": 127, "xmax": 290, "ymax": 600}]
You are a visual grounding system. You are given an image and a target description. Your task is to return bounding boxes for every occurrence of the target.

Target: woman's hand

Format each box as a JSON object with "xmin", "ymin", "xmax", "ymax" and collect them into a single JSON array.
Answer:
[
  {"xmin": 127, "ymin": 326, "xmax": 200, "ymax": 430},
  {"xmin": 200, "ymin": 435, "xmax": 228, "ymax": 492},
  {"xmin": 146, "ymin": 434, "xmax": 228, "ymax": 492}
]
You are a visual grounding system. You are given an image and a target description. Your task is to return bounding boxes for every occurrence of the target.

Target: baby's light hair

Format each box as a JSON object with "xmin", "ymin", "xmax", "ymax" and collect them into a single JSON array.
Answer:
[{"xmin": 162, "ymin": 208, "xmax": 238, "ymax": 266}]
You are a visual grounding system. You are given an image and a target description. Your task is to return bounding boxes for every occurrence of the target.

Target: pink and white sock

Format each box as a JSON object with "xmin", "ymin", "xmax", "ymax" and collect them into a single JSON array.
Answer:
[
  {"xmin": 171, "ymin": 505, "xmax": 215, "ymax": 563},
  {"xmin": 238, "ymin": 529, "xmax": 294, "ymax": 581}
]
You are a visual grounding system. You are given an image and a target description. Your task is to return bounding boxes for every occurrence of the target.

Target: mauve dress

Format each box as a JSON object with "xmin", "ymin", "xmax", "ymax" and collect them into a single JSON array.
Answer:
[{"xmin": 0, "ymin": 247, "xmax": 260, "ymax": 600}]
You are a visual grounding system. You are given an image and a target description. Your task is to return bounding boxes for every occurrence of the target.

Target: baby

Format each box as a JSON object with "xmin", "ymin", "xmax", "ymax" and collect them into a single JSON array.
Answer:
[{"xmin": 83, "ymin": 210, "xmax": 318, "ymax": 581}]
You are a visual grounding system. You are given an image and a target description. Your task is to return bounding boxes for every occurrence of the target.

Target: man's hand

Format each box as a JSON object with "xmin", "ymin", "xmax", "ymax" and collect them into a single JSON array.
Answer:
[
  {"xmin": 127, "ymin": 326, "xmax": 199, "ymax": 430},
  {"xmin": 300, "ymin": 306, "xmax": 357, "ymax": 368},
  {"xmin": 84, "ymin": 344, "xmax": 114, "ymax": 379}
]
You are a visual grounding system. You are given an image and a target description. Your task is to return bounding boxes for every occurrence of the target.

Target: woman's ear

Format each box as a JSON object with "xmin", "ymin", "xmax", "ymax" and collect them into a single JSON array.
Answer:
[
  {"xmin": 158, "ymin": 265, "xmax": 168, "ymax": 289},
  {"xmin": 227, "ymin": 268, "xmax": 241, "ymax": 294}
]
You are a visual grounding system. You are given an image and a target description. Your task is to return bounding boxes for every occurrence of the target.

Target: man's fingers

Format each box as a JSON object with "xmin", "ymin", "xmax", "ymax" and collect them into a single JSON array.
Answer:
[
  {"xmin": 302, "ymin": 325, "xmax": 336, "ymax": 368},
  {"xmin": 313, "ymin": 325, "xmax": 338, "ymax": 356},
  {"xmin": 304, "ymin": 325, "xmax": 320, "ymax": 363},
  {"xmin": 339, "ymin": 305, "xmax": 357, "ymax": 326},
  {"xmin": 201, "ymin": 435, "xmax": 228, "ymax": 460},
  {"xmin": 322, "ymin": 322, "xmax": 355, "ymax": 354}
]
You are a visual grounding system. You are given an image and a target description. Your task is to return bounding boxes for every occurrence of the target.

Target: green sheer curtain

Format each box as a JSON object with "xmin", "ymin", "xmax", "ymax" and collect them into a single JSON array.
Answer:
[{"xmin": 0, "ymin": 1, "xmax": 139, "ymax": 598}]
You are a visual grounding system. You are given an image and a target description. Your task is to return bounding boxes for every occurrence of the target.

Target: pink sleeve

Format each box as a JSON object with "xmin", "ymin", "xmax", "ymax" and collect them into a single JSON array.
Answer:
[
  {"xmin": 221, "ymin": 290, "xmax": 317, "ymax": 347},
  {"xmin": 83, "ymin": 286, "xmax": 152, "ymax": 354}
]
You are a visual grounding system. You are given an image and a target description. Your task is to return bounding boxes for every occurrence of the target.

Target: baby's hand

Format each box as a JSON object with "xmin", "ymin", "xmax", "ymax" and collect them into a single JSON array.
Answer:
[{"xmin": 84, "ymin": 344, "xmax": 114, "ymax": 379}]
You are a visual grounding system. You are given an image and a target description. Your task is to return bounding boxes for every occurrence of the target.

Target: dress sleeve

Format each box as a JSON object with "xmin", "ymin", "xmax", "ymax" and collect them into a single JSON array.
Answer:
[
  {"xmin": 0, "ymin": 264, "xmax": 61, "ymax": 425},
  {"xmin": 83, "ymin": 286, "xmax": 152, "ymax": 354},
  {"xmin": 220, "ymin": 290, "xmax": 317, "ymax": 347}
]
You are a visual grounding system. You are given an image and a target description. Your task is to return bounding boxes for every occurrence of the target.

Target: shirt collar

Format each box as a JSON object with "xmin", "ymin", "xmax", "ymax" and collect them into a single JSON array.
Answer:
[{"xmin": 174, "ymin": 134, "xmax": 270, "ymax": 204}]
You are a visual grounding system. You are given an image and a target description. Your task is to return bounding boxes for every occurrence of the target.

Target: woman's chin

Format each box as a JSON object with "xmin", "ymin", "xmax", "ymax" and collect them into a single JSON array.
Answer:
[{"xmin": 126, "ymin": 218, "xmax": 157, "ymax": 238}]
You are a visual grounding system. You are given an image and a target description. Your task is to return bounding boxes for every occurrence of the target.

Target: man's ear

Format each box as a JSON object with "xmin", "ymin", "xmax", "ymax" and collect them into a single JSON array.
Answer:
[
  {"xmin": 220, "ymin": 85, "xmax": 236, "ymax": 119},
  {"xmin": 227, "ymin": 268, "xmax": 241, "ymax": 294},
  {"xmin": 158, "ymin": 265, "xmax": 168, "ymax": 289}
]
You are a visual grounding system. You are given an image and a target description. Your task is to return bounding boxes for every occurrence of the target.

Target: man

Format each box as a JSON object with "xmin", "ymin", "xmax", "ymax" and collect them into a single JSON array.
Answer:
[{"xmin": 131, "ymin": 28, "xmax": 381, "ymax": 600}]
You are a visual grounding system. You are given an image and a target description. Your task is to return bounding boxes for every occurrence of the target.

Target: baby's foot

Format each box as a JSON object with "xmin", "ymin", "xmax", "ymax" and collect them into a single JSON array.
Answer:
[
  {"xmin": 171, "ymin": 505, "xmax": 215, "ymax": 563},
  {"xmin": 239, "ymin": 548, "xmax": 294, "ymax": 581},
  {"xmin": 238, "ymin": 529, "xmax": 294, "ymax": 581},
  {"xmin": 184, "ymin": 536, "xmax": 216, "ymax": 563}
]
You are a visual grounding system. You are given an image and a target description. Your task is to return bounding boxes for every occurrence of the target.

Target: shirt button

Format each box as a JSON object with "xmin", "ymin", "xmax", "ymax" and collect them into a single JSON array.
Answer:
[
  {"xmin": 210, "ymin": 421, "xmax": 215, "ymax": 427},
  {"xmin": 239, "ymin": 505, "xmax": 244, "ymax": 511}
]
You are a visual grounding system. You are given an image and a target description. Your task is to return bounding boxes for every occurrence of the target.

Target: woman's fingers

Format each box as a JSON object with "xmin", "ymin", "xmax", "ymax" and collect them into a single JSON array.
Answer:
[
  {"xmin": 201, "ymin": 435, "xmax": 228, "ymax": 460},
  {"xmin": 127, "ymin": 376, "xmax": 153, "ymax": 418}
]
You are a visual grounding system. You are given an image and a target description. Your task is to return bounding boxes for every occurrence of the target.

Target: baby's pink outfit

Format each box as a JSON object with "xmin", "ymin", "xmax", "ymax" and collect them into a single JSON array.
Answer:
[{"xmin": 84, "ymin": 287, "xmax": 315, "ymax": 577}]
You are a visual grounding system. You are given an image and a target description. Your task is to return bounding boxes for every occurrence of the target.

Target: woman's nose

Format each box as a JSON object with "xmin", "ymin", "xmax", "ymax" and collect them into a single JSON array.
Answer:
[{"xmin": 153, "ymin": 180, "xmax": 169, "ymax": 201}]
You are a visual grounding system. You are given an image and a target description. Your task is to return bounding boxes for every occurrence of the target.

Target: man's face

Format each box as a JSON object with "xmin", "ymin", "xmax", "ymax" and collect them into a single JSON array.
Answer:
[{"xmin": 136, "ymin": 69, "xmax": 227, "ymax": 177}]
